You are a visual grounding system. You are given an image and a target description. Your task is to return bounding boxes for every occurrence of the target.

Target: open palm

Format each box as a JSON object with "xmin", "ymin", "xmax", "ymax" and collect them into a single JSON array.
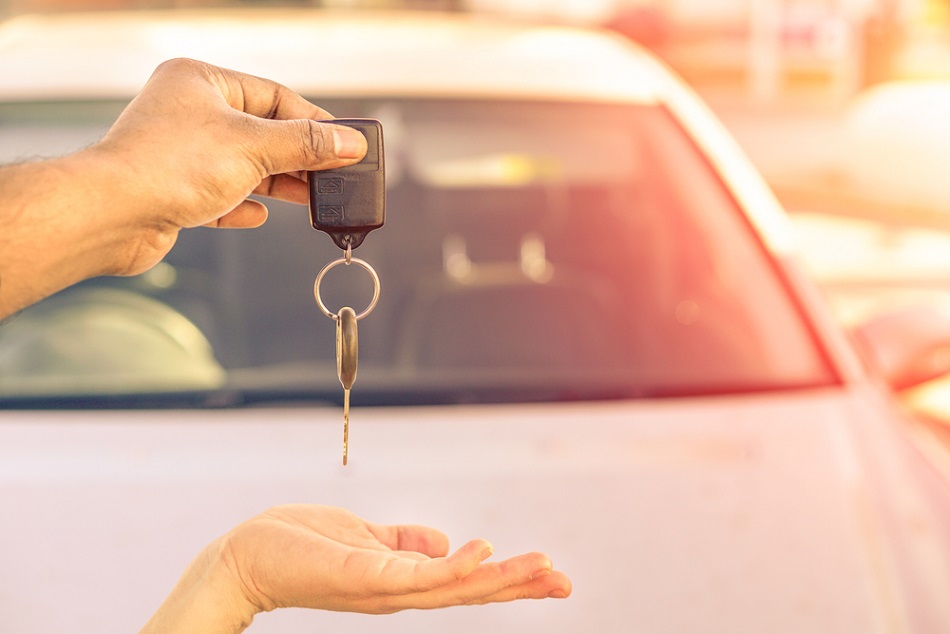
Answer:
[{"xmin": 220, "ymin": 504, "xmax": 571, "ymax": 615}]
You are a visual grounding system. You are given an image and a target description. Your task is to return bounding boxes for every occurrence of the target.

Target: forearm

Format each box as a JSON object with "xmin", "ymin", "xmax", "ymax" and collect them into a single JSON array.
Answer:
[
  {"xmin": 0, "ymin": 149, "xmax": 168, "ymax": 319},
  {"xmin": 139, "ymin": 536, "xmax": 258, "ymax": 634}
]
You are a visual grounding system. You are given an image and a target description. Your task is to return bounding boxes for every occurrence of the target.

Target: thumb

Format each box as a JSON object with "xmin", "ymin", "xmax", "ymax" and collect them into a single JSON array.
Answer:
[{"xmin": 251, "ymin": 118, "xmax": 367, "ymax": 176}]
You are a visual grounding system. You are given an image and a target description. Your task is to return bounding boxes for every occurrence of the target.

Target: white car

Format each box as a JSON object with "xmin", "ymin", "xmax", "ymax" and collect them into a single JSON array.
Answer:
[{"xmin": 1, "ymin": 9, "xmax": 950, "ymax": 634}]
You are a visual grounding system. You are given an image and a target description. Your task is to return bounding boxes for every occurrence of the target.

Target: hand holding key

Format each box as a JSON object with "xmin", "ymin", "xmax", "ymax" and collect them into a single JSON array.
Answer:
[
  {"xmin": 0, "ymin": 58, "xmax": 368, "ymax": 319},
  {"xmin": 310, "ymin": 119, "xmax": 385, "ymax": 465}
]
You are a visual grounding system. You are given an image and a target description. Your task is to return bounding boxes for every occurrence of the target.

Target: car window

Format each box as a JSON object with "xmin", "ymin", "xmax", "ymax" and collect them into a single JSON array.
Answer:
[{"xmin": 0, "ymin": 98, "xmax": 836, "ymax": 407}]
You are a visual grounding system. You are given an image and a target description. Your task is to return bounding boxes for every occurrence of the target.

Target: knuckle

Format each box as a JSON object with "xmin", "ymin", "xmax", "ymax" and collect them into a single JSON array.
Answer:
[
  {"xmin": 155, "ymin": 57, "xmax": 200, "ymax": 75},
  {"xmin": 305, "ymin": 120, "xmax": 334, "ymax": 160}
]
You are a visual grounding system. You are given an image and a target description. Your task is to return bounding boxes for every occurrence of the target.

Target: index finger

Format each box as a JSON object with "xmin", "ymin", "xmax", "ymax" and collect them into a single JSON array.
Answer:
[
  {"xmin": 208, "ymin": 62, "xmax": 334, "ymax": 121},
  {"xmin": 367, "ymin": 523, "xmax": 452, "ymax": 558},
  {"xmin": 367, "ymin": 538, "xmax": 493, "ymax": 596}
]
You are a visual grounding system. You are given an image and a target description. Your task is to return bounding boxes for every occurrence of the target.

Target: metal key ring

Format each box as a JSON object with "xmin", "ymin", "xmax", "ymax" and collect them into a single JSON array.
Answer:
[{"xmin": 313, "ymin": 256, "xmax": 381, "ymax": 321}]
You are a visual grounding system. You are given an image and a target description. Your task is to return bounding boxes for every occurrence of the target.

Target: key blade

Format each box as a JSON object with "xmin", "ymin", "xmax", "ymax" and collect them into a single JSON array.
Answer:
[{"xmin": 343, "ymin": 389, "xmax": 350, "ymax": 466}]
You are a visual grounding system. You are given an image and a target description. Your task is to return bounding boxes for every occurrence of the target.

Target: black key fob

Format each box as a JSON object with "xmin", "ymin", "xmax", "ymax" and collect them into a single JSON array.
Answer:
[{"xmin": 308, "ymin": 118, "xmax": 385, "ymax": 251}]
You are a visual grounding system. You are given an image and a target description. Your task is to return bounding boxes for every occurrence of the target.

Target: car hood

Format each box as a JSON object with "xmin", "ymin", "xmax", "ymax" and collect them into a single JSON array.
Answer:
[{"xmin": 1, "ymin": 385, "xmax": 949, "ymax": 633}]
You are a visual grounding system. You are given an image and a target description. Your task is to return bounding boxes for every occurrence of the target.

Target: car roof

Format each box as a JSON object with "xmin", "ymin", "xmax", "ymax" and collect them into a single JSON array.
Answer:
[{"xmin": 0, "ymin": 8, "xmax": 664, "ymax": 103}]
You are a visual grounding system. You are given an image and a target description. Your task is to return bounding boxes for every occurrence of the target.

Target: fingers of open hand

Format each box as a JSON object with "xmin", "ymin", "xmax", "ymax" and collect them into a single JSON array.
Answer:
[
  {"xmin": 371, "ymin": 549, "xmax": 570, "ymax": 613},
  {"xmin": 359, "ymin": 538, "xmax": 490, "ymax": 598},
  {"xmin": 468, "ymin": 568, "xmax": 573, "ymax": 604},
  {"xmin": 367, "ymin": 522, "xmax": 451, "ymax": 559},
  {"xmin": 414, "ymin": 550, "xmax": 553, "ymax": 605}
]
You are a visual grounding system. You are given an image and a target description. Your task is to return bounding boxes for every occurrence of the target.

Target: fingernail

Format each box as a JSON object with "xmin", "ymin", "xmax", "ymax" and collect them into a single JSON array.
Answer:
[
  {"xmin": 547, "ymin": 589, "xmax": 569, "ymax": 599},
  {"xmin": 479, "ymin": 544, "xmax": 494, "ymax": 561},
  {"xmin": 333, "ymin": 126, "xmax": 367, "ymax": 159},
  {"xmin": 529, "ymin": 556, "xmax": 553, "ymax": 580}
]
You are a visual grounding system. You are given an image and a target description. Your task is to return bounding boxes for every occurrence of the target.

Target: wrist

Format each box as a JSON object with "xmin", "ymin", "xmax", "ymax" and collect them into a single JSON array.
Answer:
[
  {"xmin": 139, "ymin": 536, "xmax": 259, "ymax": 634},
  {"xmin": 71, "ymin": 145, "xmax": 181, "ymax": 276}
]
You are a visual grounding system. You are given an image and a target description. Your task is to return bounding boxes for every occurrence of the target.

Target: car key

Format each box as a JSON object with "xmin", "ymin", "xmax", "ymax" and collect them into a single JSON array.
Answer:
[
  {"xmin": 308, "ymin": 118, "xmax": 385, "ymax": 251},
  {"xmin": 310, "ymin": 119, "xmax": 384, "ymax": 465},
  {"xmin": 336, "ymin": 306, "xmax": 358, "ymax": 465}
]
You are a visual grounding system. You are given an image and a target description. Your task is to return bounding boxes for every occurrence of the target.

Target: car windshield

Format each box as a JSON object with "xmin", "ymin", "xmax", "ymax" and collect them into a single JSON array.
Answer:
[{"xmin": 0, "ymin": 98, "xmax": 835, "ymax": 407}]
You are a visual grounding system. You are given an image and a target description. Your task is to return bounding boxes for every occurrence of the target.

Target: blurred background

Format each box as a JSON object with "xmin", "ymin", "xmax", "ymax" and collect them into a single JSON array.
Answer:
[{"xmin": 3, "ymin": 0, "xmax": 950, "ymax": 423}]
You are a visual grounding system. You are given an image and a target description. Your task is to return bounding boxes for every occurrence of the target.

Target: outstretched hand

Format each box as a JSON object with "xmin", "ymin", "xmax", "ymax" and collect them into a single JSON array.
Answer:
[
  {"xmin": 0, "ymin": 58, "xmax": 369, "ymax": 317},
  {"xmin": 141, "ymin": 505, "xmax": 571, "ymax": 633}
]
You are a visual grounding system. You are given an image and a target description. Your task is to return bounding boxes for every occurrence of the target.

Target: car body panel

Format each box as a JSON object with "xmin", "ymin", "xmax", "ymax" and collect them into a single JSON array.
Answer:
[{"xmin": 2, "ymin": 386, "xmax": 949, "ymax": 633}]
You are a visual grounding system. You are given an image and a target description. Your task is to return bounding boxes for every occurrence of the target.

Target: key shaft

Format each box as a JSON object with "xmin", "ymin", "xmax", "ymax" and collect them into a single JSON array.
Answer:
[
  {"xmin": 343, "ymin": 389, "xmax": 350, "ymax": 466},
  {"xmin": 336, "ymin": 306, "xmax": 358, "ymax": 465}
]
